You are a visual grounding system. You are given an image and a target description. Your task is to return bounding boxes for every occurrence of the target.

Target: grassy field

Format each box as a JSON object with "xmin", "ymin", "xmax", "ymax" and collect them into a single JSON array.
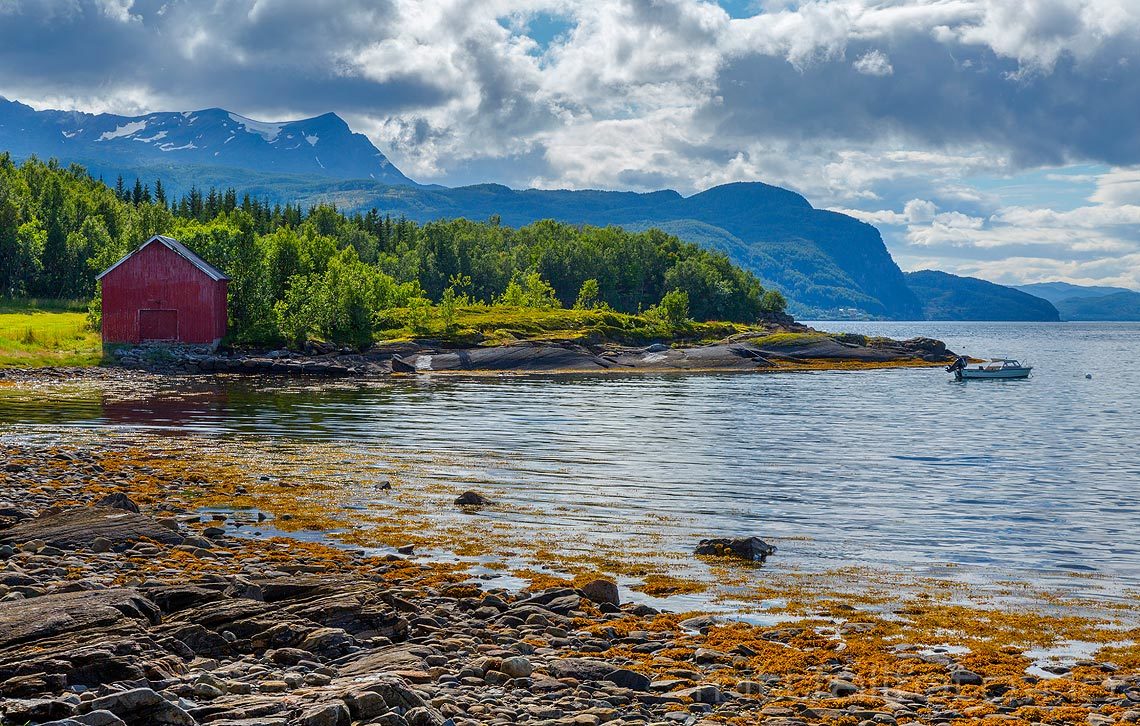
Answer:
[{"xmin": 0, "ymin": 301, "xmax": 101, "ymax": 368}]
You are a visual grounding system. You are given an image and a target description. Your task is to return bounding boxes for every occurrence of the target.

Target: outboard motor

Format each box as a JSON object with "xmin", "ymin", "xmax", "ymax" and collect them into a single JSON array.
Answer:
[{"xmin": 946, "ymin": 355, "xmax": 968, "ymax": 374}]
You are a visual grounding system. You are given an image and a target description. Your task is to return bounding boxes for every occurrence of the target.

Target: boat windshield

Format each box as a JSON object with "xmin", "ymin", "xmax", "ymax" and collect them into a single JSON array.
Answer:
[{"xmin": 979, "ymin": 359, "xmax": 1022, "ymax": 370}]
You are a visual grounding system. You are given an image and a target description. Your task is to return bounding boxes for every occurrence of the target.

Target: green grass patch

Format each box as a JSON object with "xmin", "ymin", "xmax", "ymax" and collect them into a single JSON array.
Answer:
[
  {"xmin": 374, "ymin": 305, "xmax": 754, "ymax": 347},
  {"xmin": 0, "ymin": 306, "xmax": 102, "ymax": 368},
  {"xmin": 743, "ymin": 331, "xmax": 831, "ymax": 349}
]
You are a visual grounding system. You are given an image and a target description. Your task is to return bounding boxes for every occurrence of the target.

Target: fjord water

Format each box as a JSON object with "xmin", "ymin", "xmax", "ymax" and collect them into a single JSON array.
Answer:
[{"xmin": 2, "ymin": 322, "xmax": 1139, "ymax": 601}]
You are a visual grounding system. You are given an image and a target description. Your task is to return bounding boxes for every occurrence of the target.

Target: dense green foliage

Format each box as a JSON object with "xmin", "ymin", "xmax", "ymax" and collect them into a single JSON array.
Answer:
[
  {"xmin": 286, "ymin": 179, "xmax": 921, "ymax": 319},
  {"xmin": 0, "ymin": 154, "xmax": 785, "ymax": 346}
]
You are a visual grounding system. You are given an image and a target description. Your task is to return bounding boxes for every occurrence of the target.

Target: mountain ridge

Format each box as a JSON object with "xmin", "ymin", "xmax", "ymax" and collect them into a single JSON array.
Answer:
[
  {"xmin": 1, "ymin": 97, "xmax": 924, "ymax": 318},
  {"xmin": 1012, "ymin": 281, "xmax": 1138, "ymax": 304},
  {"xmin": 1013, "ymin": 281, "xmax": 1140, "ymax": 321},
  {"xmin": 0, "ymin": 97, "xmax": 413, "ymax": 185}
]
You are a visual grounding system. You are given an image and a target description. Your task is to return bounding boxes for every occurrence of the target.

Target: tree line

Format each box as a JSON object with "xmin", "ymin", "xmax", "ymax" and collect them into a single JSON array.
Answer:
[{"xmin": 0, "ymin": 154, "xmax": 786, "ymax": 345}]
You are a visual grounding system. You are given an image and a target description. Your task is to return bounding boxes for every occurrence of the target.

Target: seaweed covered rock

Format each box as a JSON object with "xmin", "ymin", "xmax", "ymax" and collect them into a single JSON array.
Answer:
[
  {"xmin": 454, "ymin": 491, "xmax": 489, "ymax": 507},
  {"xmin": 694, "ymin": 536, "xmax": 776, "ymax": 561}
]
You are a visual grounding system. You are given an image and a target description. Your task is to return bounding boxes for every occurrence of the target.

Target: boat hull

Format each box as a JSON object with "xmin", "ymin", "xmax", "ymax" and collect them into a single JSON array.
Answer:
[{"xmin": 956, "ymin": 368, "xmax": 1032, "ymax": 380}]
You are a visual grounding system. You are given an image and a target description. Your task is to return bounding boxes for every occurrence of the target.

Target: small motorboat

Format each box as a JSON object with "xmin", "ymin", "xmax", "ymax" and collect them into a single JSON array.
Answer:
[{"xmin": 947, "ymin": 356, "xmax": 1032, "ymax": 380}]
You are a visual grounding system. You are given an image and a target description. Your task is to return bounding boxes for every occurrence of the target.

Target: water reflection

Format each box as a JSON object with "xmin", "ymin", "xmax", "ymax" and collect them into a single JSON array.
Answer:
[{"xmin": 1, "ymin": 323, "xmax": 1139, "ymax": 600}]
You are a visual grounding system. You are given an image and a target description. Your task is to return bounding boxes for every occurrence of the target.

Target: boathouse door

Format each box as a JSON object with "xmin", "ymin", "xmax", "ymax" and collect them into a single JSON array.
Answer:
[{"xmin": 138, "ymin": 309, "xmax": 178, "ymax": 341}]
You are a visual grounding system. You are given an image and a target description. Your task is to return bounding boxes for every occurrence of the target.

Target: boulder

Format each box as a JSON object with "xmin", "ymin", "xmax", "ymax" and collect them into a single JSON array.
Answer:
[
  {"xmin": 454, "ymin": 491, "xmax": 489, "ymax": 507},
  {"xmin": 390, "ymin": 355, "xmax": 417, "ymax": 373},
  {"xmin": 343, "ymin": 690, "xmax": 387, "ymax": 720},
  {"xmin": 694, "ymin": 536, "xmax": 776, "ymax": 562},
  {"xmin": 87, "ymin": 688, "xmax": 197, "ymax": 725},
  {"xmin": 404, "ymin": 706, "xmax": 447, "ymax": 726},
  {"xmin": 547, "ymin": 658, "xmax": 616, "ymax": 682},
  {"xmin": 346, "ymin": 676, "xmax": 426, "ymax": 710},
  {"xmin": 951, "ymin": 669, "xmax": 984, "ymax": 685},
  {"xmin": 580, "ymin": 579, "xmax": 620, "ymax": 606},
  {"xmin": 604, "ymin": 668, "xmax": 651, "ymax": 691},
  {"xmin": 674, "ymin": 684, "xmax": 724, "ymax": 704},
  {"xmin": 299, "ymin": 627, "xmax": 355, "ymax": 658},
  {"xmin": 95, "ymin": 492, "xmax": 141, "ymax": 513},
  {"xmin": 500, "ymin": 656, "xmax": 533, "ymax": 678},
  {"xmin": 829, "ymin": 679, "xmax": 859, "ymax": 697},
  {"xmin": 298, "ymin": 702, "xmax": 350, "ymax": 726},
  {"xmin": 2, "ymin": 697, "xmax": 78, "ymax": 723}
]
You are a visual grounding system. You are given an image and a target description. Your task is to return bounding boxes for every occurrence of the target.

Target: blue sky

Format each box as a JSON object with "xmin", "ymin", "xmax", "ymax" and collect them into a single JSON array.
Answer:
[
  {"xmin": 1, "ymin": 0, "xmax": 1139, "ymax": 288},
  {"xmin": 714, "ymin": 0, "xmax": 760, "ymax": 18}
]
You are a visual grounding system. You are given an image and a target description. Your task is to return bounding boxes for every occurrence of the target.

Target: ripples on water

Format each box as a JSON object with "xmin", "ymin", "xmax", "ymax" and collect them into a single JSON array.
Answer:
[{"xmin": 2, "ymin": 322, "xmax": 1139, "ymax": 601}]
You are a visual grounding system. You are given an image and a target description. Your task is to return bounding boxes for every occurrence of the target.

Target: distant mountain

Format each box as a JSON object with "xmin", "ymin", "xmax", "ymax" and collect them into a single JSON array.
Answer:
[
  {"xmin": 1012, "ymin": 281, "xmax": 1135, "ymax": 305},
  {"xmin": 0, "ymin": 96, "xmax": 413, "ymax": 185},
  {"xmin": 1054, "ymin": 291, "xmax": 1140, "ymax": 321},
  {"xmin": 0, "ymin": 97, "xmax": 925, "ymax": 318},
  {"xmin": 1011, "ymin": 281, "xmax": 1140, "ymax": 321},
  {"xmin": 905, "ymin": 271, "xmax": 1060, "ymax": 321}
]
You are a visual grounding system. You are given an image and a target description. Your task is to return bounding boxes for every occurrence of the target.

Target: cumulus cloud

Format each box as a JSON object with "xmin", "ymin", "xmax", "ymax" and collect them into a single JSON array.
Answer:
[
  {"xmin": 1, "ymin": 0, "xmax": 1139, "ymax": 286},
  {"xmin": 1090, "ymin": 167, "xmax": 1140, "ymax": 206},
  {"xmin": 847, "ymin": 162, "xmax": 1140, "ymax": 288}
]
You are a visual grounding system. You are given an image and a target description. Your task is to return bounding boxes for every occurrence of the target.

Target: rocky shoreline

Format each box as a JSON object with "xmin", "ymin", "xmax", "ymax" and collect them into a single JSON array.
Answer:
[
  {"xmin": 2, "ymin": 442, "xmax": 1139, "ymax": 726},
  {"xmin": 89, "ymin": 330, "xmax": 951, "ymax": 378}
]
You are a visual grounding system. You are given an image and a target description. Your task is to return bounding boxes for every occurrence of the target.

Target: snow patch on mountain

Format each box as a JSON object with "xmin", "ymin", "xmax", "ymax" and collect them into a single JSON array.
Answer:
[
  {"xmin": 0, "ymin": 97, "xmax": 416, "ymax": 186},
  {"xmin": 228, "ymin": 113, "xmax": 282, "ymax": 142},
  {"xmin": 98, "ymin": 120, "xmax": 147, "ymax": 141}
]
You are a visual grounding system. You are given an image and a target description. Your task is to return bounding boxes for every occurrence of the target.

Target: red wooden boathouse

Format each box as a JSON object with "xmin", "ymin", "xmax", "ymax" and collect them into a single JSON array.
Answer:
[{"xmin": 97, "ymin": 235, "xmax": 229, "ymax": 346}]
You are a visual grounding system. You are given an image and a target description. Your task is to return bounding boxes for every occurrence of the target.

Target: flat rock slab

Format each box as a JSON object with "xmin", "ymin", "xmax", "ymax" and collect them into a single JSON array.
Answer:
[
  {"xmin": 339, "ymin": 643, "xmax": 428, "ymax": 676},
  {"xmin": 607, "ymin": 344, "xmax": 775, "ymax": 371},
  {"xmin": 410, "ymin": 344, "xmax": 612, "ymax": 372},
  {"xmin": 0, "ymin": 588, "xmax": 159, "ymax": 649},
  {"xmin": 755, "ymin": 336, "xmax": 902, "ymax": 361},
  {"xmin": 0, "ymin": 506, "xmax": 184, "ymax": 550}
]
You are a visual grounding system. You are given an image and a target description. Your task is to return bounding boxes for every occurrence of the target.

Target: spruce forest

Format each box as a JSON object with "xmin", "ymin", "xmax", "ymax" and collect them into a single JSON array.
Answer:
[{"xmin": 0, "ymin": 154, "xmax": 786, "ymax": 346}]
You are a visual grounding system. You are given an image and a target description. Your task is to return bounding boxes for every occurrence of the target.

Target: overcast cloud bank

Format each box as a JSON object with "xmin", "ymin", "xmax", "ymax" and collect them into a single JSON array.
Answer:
[{"xmin": 1, "ymin": 0, "xmax": 1138, "ymax": 287}]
